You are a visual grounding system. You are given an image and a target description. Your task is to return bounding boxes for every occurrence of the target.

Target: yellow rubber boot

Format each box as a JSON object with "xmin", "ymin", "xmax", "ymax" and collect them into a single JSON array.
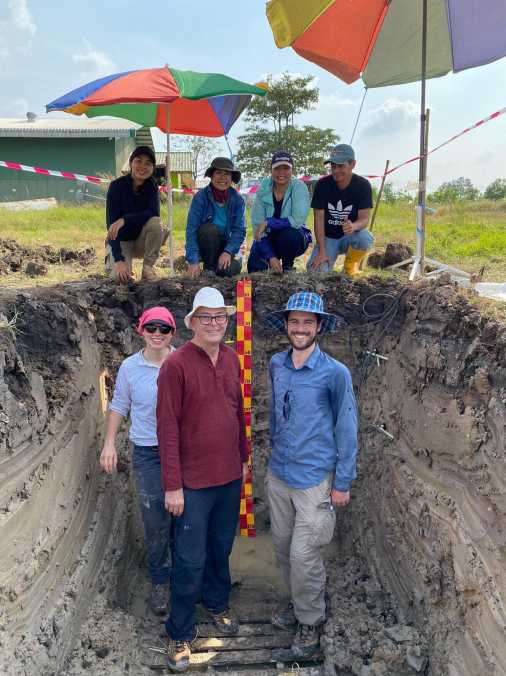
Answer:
[{"xmin": 343, "ymin": 246, "xmax": 367, "ymax": 277}]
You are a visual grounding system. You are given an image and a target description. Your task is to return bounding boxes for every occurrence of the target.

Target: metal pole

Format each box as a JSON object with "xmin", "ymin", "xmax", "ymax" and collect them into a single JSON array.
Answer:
[
  {"xmin": 350, "ymin": 87, "xmax": 368, "ymax": 145},
  {"xmin": 165, "ymin": 104, "xmax": 174, "ymax": 273},
  {"xmin": 410, "ymin": 0, "xmax": 428, "ymax": 280}
]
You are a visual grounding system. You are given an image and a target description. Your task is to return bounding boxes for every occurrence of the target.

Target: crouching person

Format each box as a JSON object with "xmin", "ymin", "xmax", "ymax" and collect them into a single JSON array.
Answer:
[
  {"xmin": 157, "ymin": 287, "xmax": 249, "ymax": 673},
  {"xmin": 264, "ymin": 292, "xmax": 358, "ymax": 659},
  {"xmin": 247, "ymin": 150, "xmax": 311, "ymax": 274},
  {"xmin": 185, "ymin": 158, "xmax": 245, "ymax": 278},
  {"xmin": 308, "ymin": 144, "xmax": 373, "ymax": 276},
  {"xmin": 105, "ymin": 146, "xmax": 164, "ymax": 282}
]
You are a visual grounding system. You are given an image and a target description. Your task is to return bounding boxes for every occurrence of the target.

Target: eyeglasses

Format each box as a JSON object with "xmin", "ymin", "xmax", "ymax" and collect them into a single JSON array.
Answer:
[
  {"xmin": 193, "ymin": 314, "xmax": 228, "ymax": 325},
  {"xmin": 144, "ymin": 324, "xmax": 173, "ymax": 335},
  {"xmin": 283, "ymin": 390, "xmax": 291, "ymax": 420}
]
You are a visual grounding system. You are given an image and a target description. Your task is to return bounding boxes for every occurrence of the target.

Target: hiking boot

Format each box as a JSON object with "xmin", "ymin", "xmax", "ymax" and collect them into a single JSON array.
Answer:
[
  {"xmin": 211, "ymin": 608, "xmax": 239, "ymax": 635},
  {"xmin": 141, "ymin": 264, "xmax": 158, "ymax": 281},
  {"xmin": 271, "ymin": 601, "xmax": 296, "ymax": 631},
  {"xmin": 290, "ymin": 623, "xmax": 321, "ymax": 658},
  {"xmin": 166, "ymin": 638, "xmax": 191, "ymax": 673},
  {"xmin": 149, "ymin": 583, "xmax": 169, "ymax": 616}
]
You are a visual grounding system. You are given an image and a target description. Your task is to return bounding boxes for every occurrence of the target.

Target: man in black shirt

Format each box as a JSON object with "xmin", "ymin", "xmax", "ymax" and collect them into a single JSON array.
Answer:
[
  {"xmin": 105, "ymin": 146, "xmax": 164, "ymax": 282},
  {"xmin": 307, "ymin": 144, "xmax": 373, "ymax": 276}
]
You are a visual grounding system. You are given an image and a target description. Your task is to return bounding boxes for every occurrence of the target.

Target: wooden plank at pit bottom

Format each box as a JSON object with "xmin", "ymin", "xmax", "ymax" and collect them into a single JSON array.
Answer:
[
  {"xmin": 192, "ymin": 633, "xmax": 292, "ymax": 651},
  {"xmin": 190, "ymin": 647, "xmax": 323, "ymax": 667}
]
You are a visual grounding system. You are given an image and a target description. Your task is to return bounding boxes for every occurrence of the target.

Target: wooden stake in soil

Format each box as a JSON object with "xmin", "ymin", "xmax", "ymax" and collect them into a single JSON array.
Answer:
[{"xmin": 236, "ymin": 279, "xmax": 256, "ymax": 537}]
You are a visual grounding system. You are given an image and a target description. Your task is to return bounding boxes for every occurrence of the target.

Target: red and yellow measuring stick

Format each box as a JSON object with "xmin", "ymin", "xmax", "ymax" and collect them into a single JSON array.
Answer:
[{"xmin": 236, "ymin": 279, "xmax": 256, "ymax": 538}]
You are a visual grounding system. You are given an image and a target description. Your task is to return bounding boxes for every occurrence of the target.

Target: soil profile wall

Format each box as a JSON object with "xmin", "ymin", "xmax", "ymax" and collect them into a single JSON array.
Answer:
[{"xmin": 0, "ymin": 275, "xmax": 505, "ymax": 675}]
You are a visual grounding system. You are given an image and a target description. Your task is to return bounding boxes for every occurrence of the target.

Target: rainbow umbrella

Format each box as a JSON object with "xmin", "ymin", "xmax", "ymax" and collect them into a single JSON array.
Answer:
[
  {"xmin": 47, "ymin": 66, "xmax": 266, "ymax": 269},
  {"xmin": 267, "ymin": 0, "xmax": 506, "ymax": 277}
]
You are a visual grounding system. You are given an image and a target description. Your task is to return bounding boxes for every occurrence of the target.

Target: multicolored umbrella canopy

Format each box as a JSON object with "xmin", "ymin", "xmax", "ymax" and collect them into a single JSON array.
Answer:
[
  {"xmin": 267, "ymin": 0, "xmax": 506, "ymax": 87},
  {"xmin": 46, "ymin": 66, "xmax": 267, "ymax": 136}
]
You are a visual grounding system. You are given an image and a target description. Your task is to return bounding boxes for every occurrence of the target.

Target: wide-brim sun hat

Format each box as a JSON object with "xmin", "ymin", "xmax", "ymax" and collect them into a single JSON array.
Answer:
[
  {"xmin": 264, "ymin": 291, "xmax": 344, "ymax": 334},
  {"xmin": 137, "ymin": 306, "xmax": 176, "ymax": 334},
  {"xmin": 204, "ymin": 157, "xmax": 241, "ymax": 184},
  {"xmin": 184, "ymin": 287, "xmax": 236, "ymax": 329}
]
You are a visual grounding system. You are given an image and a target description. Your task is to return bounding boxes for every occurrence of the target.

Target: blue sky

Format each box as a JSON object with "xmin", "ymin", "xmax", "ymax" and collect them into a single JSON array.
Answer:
[{"xmin": 1, "ymin": 0, "xmax": 505, "ymax": 190}]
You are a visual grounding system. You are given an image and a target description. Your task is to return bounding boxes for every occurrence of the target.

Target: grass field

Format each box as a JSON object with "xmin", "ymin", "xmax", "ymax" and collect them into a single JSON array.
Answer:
[{"xmin": 0, "ymin": 197, "xmax": 505, "ymax": 286}]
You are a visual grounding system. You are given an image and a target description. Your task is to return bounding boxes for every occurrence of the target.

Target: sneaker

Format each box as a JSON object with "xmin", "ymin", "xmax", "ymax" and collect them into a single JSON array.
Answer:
[
  {"xmin": 211, "ymin": 608, "xmax": 239, "ymax": 635},
  {"xmin": 166, "ymin": 638, "xmax": 191, "ymax": 673},
  {"xmin": 290, "ymin": 623, "xmax": 321, "ymax": 658},
  {"xmin": 149, "ymin": 583, "xmax": 169, "ymax": 616},
  {"xmin": 271, "ymin": 601, "xmax": 296, "ymax": 631},
  {"xmin": 141, "ymin": 264, "xmax": 158, "ymax": 281}
]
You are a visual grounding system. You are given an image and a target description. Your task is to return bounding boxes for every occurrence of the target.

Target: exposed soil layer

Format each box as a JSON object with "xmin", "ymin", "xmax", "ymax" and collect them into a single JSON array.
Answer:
[
  {"xmin": 0, "ymin": 238, "xmax": 96, "ymax": 276},
  {"xmin": 0, "ymin": 274, "xmax": 505, "ymax": 675}
]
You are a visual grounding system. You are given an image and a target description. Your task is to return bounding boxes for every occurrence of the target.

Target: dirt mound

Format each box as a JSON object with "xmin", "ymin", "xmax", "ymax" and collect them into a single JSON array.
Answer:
[{"xmin": 0, "ymin": 238, "xmax": 96, "ymax": 276}]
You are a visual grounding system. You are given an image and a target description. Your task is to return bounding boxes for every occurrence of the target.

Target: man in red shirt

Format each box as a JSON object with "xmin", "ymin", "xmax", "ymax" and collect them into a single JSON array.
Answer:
[{"xmin": 157, "ymin": 286, "xmax": 248, "ymax": 673}]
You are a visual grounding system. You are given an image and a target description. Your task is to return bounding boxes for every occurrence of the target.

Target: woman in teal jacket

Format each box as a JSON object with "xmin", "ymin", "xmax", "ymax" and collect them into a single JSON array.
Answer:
[{"xmin": 247, "ymin": 150, "xmax": 311, "ymax": 273}]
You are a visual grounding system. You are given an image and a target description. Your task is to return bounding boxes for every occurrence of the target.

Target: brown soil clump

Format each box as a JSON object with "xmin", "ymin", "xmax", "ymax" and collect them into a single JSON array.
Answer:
[{"xmin": 0, "ymin": 237, "xmax": 96, "ymax": 276}]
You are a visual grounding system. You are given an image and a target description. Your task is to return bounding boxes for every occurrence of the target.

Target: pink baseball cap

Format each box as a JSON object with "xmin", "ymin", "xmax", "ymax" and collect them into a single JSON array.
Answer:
[{"xmin": 136, "ymin": 306, "xmax": 176, "ymax": 334}]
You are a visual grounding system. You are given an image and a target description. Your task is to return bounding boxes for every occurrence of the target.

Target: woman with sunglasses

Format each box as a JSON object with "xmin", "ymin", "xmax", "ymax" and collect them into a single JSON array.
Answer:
[{"xmin": 100, "ymin": 306, "xmax": 176, "ymax": 616}]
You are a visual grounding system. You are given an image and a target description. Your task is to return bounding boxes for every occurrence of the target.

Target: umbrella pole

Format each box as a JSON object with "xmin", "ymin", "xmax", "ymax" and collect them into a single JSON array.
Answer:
[
  {"xmin": 165, "ymin": 105, "xmax": 174, "ymax": 273},
  {"xmin": 410, "ymin": 0, "xmax": 428, "ymax": 280}
]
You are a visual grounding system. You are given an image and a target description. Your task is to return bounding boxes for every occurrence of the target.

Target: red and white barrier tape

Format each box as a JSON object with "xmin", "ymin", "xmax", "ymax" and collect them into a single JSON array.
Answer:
[
  {"xmin": 1, "ymin": 105, "xmax": 504, "ymax": 187},
  {"xmin": 363, "ymin": 105, "xmax": 506, "ymax": 180}
]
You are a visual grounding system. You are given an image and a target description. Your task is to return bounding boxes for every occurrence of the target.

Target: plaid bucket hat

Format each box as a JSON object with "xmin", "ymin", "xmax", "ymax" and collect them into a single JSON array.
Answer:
[{"xmin": 264, "ymin": 291, "xmax": 344, "ymax": 334}]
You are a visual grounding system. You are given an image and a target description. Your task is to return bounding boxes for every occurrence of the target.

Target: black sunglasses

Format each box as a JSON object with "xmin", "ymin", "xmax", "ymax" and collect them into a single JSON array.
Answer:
[{"xmin": 144, "ymin": 324, "xmax": 173, "ymax": 335}]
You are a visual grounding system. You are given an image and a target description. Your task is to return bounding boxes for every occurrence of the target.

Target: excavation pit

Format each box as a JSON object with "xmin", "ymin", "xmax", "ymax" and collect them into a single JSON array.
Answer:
[{"xmin": 1, "ymin": 274, "xmax": 505, "ymax": 676}]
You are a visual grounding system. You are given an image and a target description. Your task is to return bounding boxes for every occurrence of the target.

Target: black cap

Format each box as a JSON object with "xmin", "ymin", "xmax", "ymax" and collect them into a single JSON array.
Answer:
[
  {"xmin": 129, "ymin": 145, "xmax": 156, "ymax": 165},
  {"xmin": 271, "ymin": 150, "xmax": 294, "ymax": 169}
]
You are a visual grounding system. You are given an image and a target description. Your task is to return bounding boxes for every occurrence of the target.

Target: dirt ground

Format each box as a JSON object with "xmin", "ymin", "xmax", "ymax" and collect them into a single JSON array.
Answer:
[
  {"xmin": 1, "ymin": 274, "xmax": 505, "ymax": 675},
  {"xmin": 0, "ymin": 237, "xmax": 96, "ymax": 277}
]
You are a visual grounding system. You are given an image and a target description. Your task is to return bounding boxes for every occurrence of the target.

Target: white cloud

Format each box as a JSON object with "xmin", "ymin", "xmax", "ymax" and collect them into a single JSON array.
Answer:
[
  {"xmin": 0, "ymin": 0, "xmax": 37, "ymax": 60},
  {"xmin": 318, "ymin": 93, "xmax": 357, "ymax": 109},
  {"xmin": 362, "ymin": 98, "xmax": 419, "ymax": 137},
  {"xmin": 72, "ymin": 40, "xmax": 116, "ymax": 80}
]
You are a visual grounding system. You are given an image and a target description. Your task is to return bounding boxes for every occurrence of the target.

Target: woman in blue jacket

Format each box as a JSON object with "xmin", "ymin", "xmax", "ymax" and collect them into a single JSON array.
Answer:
[
  {"xmin": 247, "ymin": 151, "xmax": 311, "ymax": 274},
  {"xmin": 185, "ymin": 157, "xmax": 245, "ymax": 278}
]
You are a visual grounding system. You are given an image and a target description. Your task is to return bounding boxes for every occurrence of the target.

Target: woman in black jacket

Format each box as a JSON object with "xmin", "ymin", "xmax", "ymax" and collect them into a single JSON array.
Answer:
[{"xmin": 105, "ymin": 146, "xmax": 163, "ymax": 282}]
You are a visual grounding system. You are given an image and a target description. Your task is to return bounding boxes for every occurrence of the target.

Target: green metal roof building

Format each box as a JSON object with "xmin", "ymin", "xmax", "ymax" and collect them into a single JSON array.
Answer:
[{"xmin": 0, "ymin": 116, "xmax": 140, "ymax": 203}]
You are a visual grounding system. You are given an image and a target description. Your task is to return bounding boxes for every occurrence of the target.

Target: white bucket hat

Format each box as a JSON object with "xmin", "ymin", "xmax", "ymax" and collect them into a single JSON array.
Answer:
[{"xmin": 184, "ymin": 287, "xmax": 236, "ymax": 329}]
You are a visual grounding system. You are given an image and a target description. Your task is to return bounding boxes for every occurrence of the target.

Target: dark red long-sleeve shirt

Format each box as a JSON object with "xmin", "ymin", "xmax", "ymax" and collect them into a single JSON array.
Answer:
[{"xmin": 156, "ymin": 341, "xmax": 248, "ymax": 491}]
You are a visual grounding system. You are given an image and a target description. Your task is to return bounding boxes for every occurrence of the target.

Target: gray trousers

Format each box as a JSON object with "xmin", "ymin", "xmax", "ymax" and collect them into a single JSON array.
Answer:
[
  {"xmin": 266, "ymin": 470, "xmax": 336, "ymax": 625},
  {"xmin": 105, "ymin": 216, "xmax": 166, "ymax": 277}
]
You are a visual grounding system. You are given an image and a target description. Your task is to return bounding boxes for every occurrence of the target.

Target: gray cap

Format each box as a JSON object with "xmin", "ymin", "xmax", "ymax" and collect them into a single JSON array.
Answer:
[{"xmin": 326, "ymin": 144, "xmax": 355, "ymax": 165}]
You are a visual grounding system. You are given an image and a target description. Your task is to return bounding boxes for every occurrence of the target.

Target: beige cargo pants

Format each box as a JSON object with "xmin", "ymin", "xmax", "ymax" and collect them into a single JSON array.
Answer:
[
  {"xmin": 105, "ymin": 216, "xmax": 166, "ymax": 278},
  {"xmin": 266, "ymin": 469, "xmax": 336, "ymax": 626}
]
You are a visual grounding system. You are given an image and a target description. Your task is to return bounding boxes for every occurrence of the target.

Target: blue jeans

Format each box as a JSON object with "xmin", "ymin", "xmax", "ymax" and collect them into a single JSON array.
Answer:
[
  {"xmin": 248, "ymin": 227, "xmax": 308, "ymax": 272},
  {"xmin": 165, "ymin": 479, "xmax": 242, "ymax": 641},
  {"xmin": 132, "ymin": 444, "xmax": 172, "ymax": 585},
  {"xmin": 306, "ymin": 229, "xmax": 374, "ymax": 272}
]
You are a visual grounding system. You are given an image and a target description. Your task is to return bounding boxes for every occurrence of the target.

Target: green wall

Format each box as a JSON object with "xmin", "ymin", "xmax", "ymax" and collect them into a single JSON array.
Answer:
[{"xmin": 0, "ymin": 136, "xmax": 136, "ymax": 203}]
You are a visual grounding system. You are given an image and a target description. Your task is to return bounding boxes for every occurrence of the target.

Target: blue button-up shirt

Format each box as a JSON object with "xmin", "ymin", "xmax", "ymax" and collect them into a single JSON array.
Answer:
[{"xmin": 268, "ymin": 345, "xmax": 358, "ymax": 492}]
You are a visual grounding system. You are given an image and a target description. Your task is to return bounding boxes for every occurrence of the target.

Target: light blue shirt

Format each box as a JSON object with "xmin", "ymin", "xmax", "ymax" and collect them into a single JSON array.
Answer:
[
  {"xmin": 269, "ymin": 345, "xmax": 358, "ymax": 492},
  {"xmin": 109, "ymin": 348, "xmax": 174, "ymax": 447}
]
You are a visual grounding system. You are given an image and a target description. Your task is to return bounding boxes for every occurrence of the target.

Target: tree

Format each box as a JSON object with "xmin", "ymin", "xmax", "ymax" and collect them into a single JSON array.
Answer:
[
  {"xmin": 430, "ymin": 177, "xmax": 481, "ymax": 203},
  {"xmin": 484, "ymin": 178, "xmax": 506, "ymax": 201},
  {"xmin": 237, "ymin": 124, "xmax": 338, "ymax": 176},
  {"xmin": 172, "ymin": 135, "xmax": 220, "ymax": 179},
  {"xmin": 237, "ymin": 72, "xmax": 339, "ymax": 176},
  {"xmin": 244, "ymin": 73, "xmax": 319, "ymax": 137}
]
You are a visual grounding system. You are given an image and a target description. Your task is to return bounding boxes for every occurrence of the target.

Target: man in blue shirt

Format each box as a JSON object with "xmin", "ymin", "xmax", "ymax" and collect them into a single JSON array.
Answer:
[{"xmin": 264, "ymin": 292, "xmax": 358, "ymax": 659}]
